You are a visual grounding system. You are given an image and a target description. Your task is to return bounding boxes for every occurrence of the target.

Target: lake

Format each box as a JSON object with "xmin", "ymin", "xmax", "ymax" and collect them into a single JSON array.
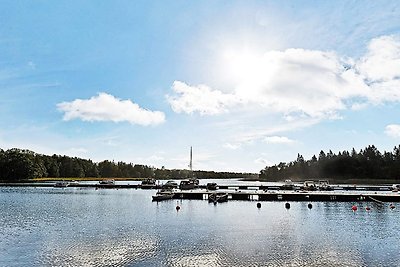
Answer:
[{"xmin": 0, "ymin": 186, "xmax": 399, "ymax": 266}]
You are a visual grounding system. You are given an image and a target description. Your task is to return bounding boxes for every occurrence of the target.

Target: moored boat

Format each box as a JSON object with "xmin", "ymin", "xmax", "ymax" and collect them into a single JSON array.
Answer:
[
  {"xmin": 99, "ymin": 179, "xmax": 115, "ymax": 186},
  {"xmin": 141, "ymin": 178, "xmax": 156, "ymax": 189},
  {"xmin": 208, "ymin": 192, "xmax": 228, "ymax": 203},
  {"xmin": 318, "ymin": 180, "xmax": 332, "ymax": 191},
  {"xmin": 281, "ymin": 179, "xmax": 294, "ymax": 190},
  {"xmin": 206, "ymin": 182, "xmax": 217, "ymax": 190},
  {"xmin": 179, "ymin": 180, "xmax": 196, "ymax": 190},
  {"xmin": 152, "ymin": 190, "xmax": 175, "ymax": 201},
  {"xmin": 54, "ymin": 181, "xmax": 69, "ymax": 188},
  {"xmin": 162, "ymin": 180, "xmax": 178, "ymax": 189}
]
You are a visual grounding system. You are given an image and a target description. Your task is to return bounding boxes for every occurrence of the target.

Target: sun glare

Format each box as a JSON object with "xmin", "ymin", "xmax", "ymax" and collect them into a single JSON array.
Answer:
[
  {"xmin": 220, "ymin": 47, "xmax": 273, "ymax": 99},
  {"xmin": 223, "ymin": 48, "xmax": 263, "ymax": 82}
]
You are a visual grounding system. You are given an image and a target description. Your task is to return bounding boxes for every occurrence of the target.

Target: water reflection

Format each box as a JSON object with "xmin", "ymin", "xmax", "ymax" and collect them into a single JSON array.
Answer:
[{"xmin": 0, "ymin": 187, "xmax": 399, "ymax": 267}]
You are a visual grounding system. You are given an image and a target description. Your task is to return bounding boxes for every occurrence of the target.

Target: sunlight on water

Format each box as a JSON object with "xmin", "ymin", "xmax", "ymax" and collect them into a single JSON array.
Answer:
[{"xmin": 0, "ymin": 187, "xmax": 399, "ymax": 267}]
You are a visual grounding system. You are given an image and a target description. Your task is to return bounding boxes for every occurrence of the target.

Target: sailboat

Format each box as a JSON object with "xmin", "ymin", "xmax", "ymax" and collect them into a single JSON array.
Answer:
[{"xmin": 179, "ymin": 147, "xmax": 199, "ymax": 190}]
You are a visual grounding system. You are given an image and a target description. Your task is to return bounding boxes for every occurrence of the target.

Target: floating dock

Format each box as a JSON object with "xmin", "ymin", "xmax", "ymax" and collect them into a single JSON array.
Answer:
[
  {"xmin": 172, "ymin": 190, "xmax": 400, "ymax": 202},
  {"xmin": 1, "ymin": 182, "xmax": 399, "ymax": 202}
]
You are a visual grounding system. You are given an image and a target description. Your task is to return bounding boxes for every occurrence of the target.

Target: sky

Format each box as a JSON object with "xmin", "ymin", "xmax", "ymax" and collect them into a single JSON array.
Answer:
[{"xmin": 1, "ymin": 1, "xmax": 400, "ymax": 173}]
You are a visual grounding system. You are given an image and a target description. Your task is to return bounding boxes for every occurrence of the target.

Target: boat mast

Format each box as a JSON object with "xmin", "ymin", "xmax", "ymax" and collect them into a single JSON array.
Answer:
[{"xmin": 189, "ymin": 146, "xmax": 193, "ymax": 172}]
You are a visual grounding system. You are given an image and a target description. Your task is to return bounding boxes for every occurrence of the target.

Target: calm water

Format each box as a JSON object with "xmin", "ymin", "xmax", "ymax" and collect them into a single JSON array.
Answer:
[{"xmin": 0, "ymin": 186, "xmax": 399, "ymax": 267}]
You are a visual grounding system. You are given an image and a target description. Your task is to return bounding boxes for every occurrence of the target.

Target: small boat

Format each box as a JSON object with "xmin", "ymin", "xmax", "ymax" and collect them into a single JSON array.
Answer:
[
  {"xmin": 179, "ymin": 180, "xmax": 196, "ymax": 190},
  {"xmin": 54, "ymin": 181, "xmax": 69, "ymax": 188},
  {"xmin": 141, "ymin": 178, "xmax": 156, "ymax": 189},
  {"xmin": 281, "ymin": 179, "xmax": 294, "ymax": 190},
  {"xmin": 208, "ymin": 193, "xmax": 228, "ymax": 203},
  {"xmin": 152, "ymin": 190, "xmax": 175, "ymax": 201},
  {"xmin": 99, "ymin": 179, "xmax": 115, "ymax": 186},
  {"xmin": 392, "ymin": 184, "xmax": 400, "ymax": 192},
  {"xmin": 162, "ymin": 180, "xmax": 178, "ymax": 189},
  {"xmin": 318, "ymin": 180, "xmax": 332, "ymax": 191},
  {"xmin": 69, "ymin": 180, "xmax": 79, "ymax": 186},
  {"xmin": 302, "ymin": 180, "xmax": 316, "ymax": 191},
  {"xmin": 206, "ymin": 182, "xmax": 218, "ymax": 190}
]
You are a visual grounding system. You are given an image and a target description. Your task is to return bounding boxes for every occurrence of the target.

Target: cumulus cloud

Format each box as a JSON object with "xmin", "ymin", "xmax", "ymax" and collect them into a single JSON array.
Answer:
[
  {"xmin": 57, "ymin": 93, "xmax": 165, "ymax": 126},
  {"xmin": 166, "ymin": 81, "xmax": 240, "ymax": 115},
  {"xmin": 385, "ymin": 124, "xmax": 400, "ymax": 138},
  {"xmin": 167, "ymin": 35, "xmax": 400, "ymax": 121},
  {"xmin": 263, "ymin": 136, "xmax": 295, "ymax": 144},
  {"xmin": 357, "ymin": 35, "xmax": 400, "ymax": 83}
]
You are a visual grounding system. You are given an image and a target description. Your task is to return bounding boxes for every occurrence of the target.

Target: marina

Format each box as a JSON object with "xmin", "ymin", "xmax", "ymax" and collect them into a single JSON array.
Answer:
[{"xmin": 2, "ymin": 181, "xmax": 400, "ymax": 203}]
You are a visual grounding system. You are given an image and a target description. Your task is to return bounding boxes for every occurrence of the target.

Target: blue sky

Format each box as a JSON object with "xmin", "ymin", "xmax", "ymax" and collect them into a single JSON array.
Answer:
[{"xmin": 1, "ymin": 1, "xmax": 400, "ymax": 173}]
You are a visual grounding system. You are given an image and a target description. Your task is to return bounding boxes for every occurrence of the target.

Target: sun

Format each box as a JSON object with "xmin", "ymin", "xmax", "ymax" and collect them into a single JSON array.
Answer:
[{"xmin": 219, "ymin": 47, "xmax": 273, "ymax": 99}]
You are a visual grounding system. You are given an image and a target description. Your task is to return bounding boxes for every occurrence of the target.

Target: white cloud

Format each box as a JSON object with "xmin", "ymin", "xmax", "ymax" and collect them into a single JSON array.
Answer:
[
  {"xmin": 356, "ymin": 35, "xmax": 400, "ymax": 82},
  {"xmin": 385, "ymin": 124, "xmax": 400, "ymax": 138},
  {"xmin": 166, "ymin": 81, "xmax": 241, "ymax": 115},
  {"xmin": 57, "ymin": 93, "xmax": 165, "ymax": 126},
  {"xmin": 167, "ymin": 35, "xmax": 400, "ymax": 121},
  {"xmin": 255, "ymin": 157, "xmax": 272, "ymax": 166},
  {"xmin": 263, "ymin": 136, "xmax": 295, "ymax": 144},
  {"xmin": 223, "ymin": 143, "xmax": 241, "ymax": 150}
]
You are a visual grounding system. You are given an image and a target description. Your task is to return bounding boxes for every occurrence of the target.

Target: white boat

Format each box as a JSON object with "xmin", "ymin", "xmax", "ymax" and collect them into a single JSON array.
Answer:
[
  {"xmin": 152, "ymin": 190, "xmax": 175, "ymax": 201},
  {"xmin": 392, "ymin": 184, "xmax": 400, "ymax": 192},
  {"xmin": 208, "ymin": 193, "xmax": 228, "ymax": 203},
  {"xmin": 206, "ymin": 182, "xmax": 218, "ymax": 190},
  {"xmin": 303, "ymin": 180, "xmax": 316, "ymax": 191},
  {"xmin": 54, "ymin": 181, "xmax": 69, "ymax": 188},
  {"xmin": 179, "ymin": 180, "xmax": 196, "ymax": 190},
  {"xmin": 162, "ymin": 180, "xmax": 178, "ymax": 189},
  {"xmin": 282, "ymin": 179, "xmax": 294, "ymax": 190},
  {"xmin": 141, "ymin": 178, "xmax": 156, "ymax": 189},
  {"xmin": 318, "ymin": 180, "xmax": 332, "ymax": 191},
  {"xmin": 99, "ymin": 179, "xmax": 115, "ymax": 186}
]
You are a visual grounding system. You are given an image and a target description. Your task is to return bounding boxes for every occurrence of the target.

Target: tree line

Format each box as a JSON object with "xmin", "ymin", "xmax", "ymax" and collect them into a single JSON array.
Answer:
[
  {"xmin": 260, "ymin": 145, "xmax": 400, "ymax": 182},
  {"xmin": 0, "ymin": 148, "xmax": 255, "ymax": 182}
]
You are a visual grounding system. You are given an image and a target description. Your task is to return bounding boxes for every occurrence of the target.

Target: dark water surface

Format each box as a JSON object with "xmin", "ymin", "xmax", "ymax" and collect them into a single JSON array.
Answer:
[{"xmin": 0, "ymin": 187, "xmax": 399, "ymax": 267}]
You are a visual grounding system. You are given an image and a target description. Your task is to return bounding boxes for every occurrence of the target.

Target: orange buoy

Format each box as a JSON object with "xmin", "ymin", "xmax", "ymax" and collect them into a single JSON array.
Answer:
[
  {"xmin": 351, "ymin": 205, "xmax": 358, "ymax": 211},
  {"xmin": 366, "ymin": 206, "xmax": 371, "ymax": 211},
  {"xmin": 176, "ymin": 202, "xmax": 181, "ymax": 211},
  {"xmin": 389, "ymin": 204, "xmax": 395, "ymax": 209}
]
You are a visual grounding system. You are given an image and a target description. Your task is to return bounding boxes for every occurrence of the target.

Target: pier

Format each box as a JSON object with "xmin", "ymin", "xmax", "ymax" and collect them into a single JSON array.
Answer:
[
  {"xmin": 1, "ymin": 182, "xmax": 399, "ymax": 202},
  {"xmin": 172, "ymin": 190, "xmax": 400, "ymax": 202}
]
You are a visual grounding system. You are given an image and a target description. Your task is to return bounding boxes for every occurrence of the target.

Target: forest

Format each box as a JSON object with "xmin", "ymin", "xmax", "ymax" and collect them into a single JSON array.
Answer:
[
  {"xmin": 260, "ymin": 144, "xmax": 400, "ymax": 182},
  {"xmin": 0, "ymin": 148, "xmax": 255, "ymax": 182}
]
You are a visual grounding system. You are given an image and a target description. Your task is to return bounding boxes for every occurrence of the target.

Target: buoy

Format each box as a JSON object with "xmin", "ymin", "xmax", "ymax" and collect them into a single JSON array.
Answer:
[
  {"xmin": 389, "ymin": 204, "xmax": 395, "ymax": 209},
  {"xmin": 285, "ymin": 202, "xmax": 290, "ymax": 209},
  {"xmin": 257, "ymin": 203, "xmax": 261, "ymax": 209},
  {"xmin": 366, "ymin": 206, "xmax": 371, "ymax": 211},
  {"xmin": 176, "ymin": 201, "xmax": 181, "ymax": 211},
  {"xmin": 352, "ymin": 205, "xmax": 358, "ymax": 211},
  {"xmin": 308, "ymin": 203, "xmax": 312, "ymax": 209}
]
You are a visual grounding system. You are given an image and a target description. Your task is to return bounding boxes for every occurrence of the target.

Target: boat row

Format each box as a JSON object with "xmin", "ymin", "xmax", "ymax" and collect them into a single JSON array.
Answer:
[{"xmin": 152, "ymin": 190, "xmax": 229, "ymax": 203}]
